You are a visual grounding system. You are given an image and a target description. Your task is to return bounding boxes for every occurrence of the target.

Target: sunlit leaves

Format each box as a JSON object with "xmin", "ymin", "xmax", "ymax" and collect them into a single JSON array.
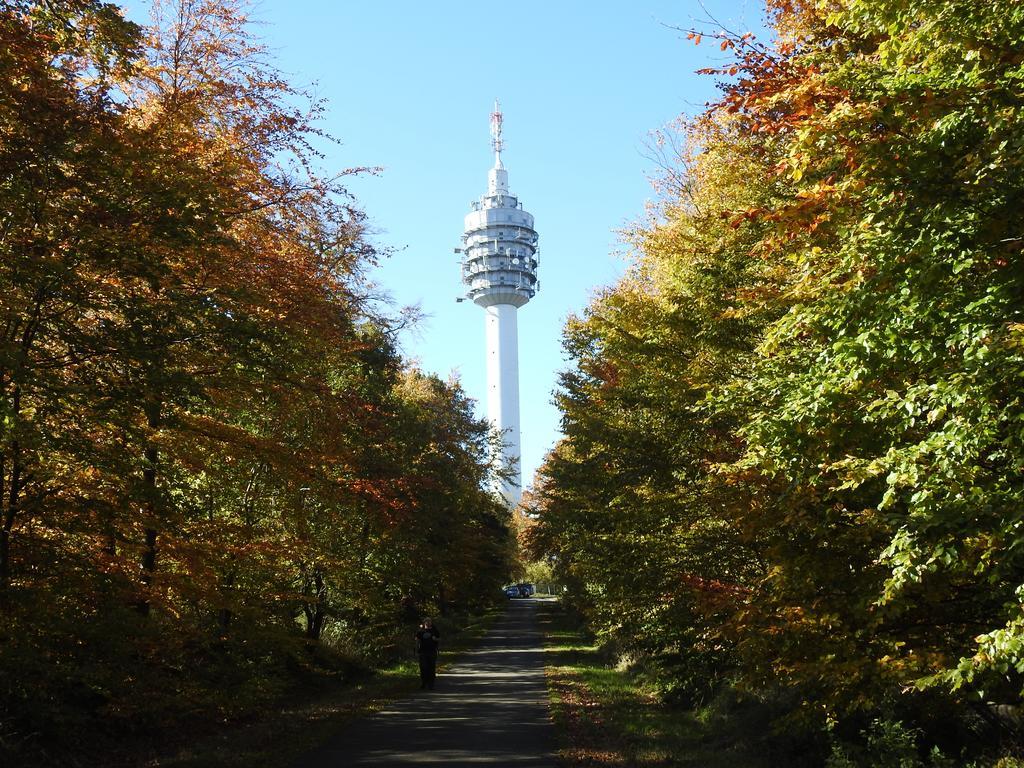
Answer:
[
  {"xmin": 0, "ymin": 3, "xmax": 512, "ymax": 755},
  {"xmin": 533, "ymin": 0, "xmax": 1024, "ymax": 735}
]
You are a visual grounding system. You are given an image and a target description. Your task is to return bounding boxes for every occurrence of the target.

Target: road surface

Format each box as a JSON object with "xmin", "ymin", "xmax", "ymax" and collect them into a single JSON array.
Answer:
[{"xmin": 294, "ymin": 599, "xmax": 556, "ymax": 767}]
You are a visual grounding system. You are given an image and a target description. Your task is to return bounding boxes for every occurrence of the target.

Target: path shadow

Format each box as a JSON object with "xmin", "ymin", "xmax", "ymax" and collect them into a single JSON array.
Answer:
[{"xmin": 292, "ymin": 600, "xmax": 556, "ymax": 767}]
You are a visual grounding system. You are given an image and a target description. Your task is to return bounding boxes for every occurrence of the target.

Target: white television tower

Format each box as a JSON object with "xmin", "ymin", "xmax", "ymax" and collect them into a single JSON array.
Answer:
[{"xmin": 459, "ymin": 101, "xmax": 539, "ymax": 507}]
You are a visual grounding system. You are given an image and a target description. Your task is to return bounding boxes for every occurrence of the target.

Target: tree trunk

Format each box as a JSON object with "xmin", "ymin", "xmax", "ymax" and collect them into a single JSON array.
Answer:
[
  {"xmin": 304, "ymin": 568, "xmax": 327, "ymax": 640},
  {"xmin": 437, "ymin": 581, "xmax": 450, "ymax": 617},
  {"xmin": 0, "ymin": 382, "xmax": 22, "ymax": 596},
  {"xmin": 1, "ymin": 438, "xmax": 21, "ymax": 598},
  {"xmin": 137, "ymin": 400, "xmax": 161, "ymax": 616},
  {"xmin": 0, "ymin": 452, "xmax": 8, "ymax": 594},
  {"xmin": 219, "ymin": 570, "xmax": 235, "ymax": 632},
  {"xmin": 0, "ymin": 523, "xmax": 10, "ymax": 597},
  {"xmin": 0, "ymin": 297, "xmax": 43, "ymax": 597}
]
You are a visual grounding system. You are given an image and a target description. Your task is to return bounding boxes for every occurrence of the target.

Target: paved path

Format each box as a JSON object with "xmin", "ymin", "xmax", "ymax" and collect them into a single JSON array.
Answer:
[{"xmin": 295, "ymin": 599, "xmax": 556, "ymax": 767}]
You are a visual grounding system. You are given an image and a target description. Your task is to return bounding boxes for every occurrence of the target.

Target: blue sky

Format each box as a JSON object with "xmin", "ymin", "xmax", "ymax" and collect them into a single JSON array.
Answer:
[{"xmin": 121, "ymin": 0, "xmax": 770, "ymax": 489}]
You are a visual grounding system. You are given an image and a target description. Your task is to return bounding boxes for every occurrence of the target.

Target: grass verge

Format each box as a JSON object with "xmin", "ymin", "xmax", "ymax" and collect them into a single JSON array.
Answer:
[{"xmin": 537, "ymin": 600, "xmax": 795, "ymax": 768}]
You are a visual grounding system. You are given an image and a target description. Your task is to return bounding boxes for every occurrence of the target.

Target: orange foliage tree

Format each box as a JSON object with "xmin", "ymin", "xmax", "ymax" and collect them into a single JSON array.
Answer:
[{"xmin": 0, "ymin": 2, "xmax": 512, "ymax": 762}]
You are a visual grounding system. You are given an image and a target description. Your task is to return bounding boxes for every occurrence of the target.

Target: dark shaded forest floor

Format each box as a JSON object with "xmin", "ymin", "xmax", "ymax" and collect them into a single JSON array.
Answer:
[
  {"xmin": 151, "ymin": 610, "xmax": 502, "ymax": 768},
  {"xmin": 2, "ymin": 609, "xmax": 501, "ymax": 768}
]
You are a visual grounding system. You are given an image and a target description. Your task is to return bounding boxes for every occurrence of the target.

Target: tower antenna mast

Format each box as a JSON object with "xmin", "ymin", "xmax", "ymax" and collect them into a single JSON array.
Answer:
[{"xmin": 490, "ymin": 99, "xmax": 504, "ymax": 160}]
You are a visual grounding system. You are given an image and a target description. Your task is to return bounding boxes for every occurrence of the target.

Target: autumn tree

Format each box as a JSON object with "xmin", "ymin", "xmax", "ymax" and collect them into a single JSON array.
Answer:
[
  {"xmin": 1, "ymin": 2, "xmax": 513, "ymax": 763},
  {"xmin": 526, "ymin": 112, "xmax": 787, "ymax": 699},
  {"xmin": 0, "ymin": 0, "xmax": 142, "ymax": 599},
  {"xmin": 531, "ymin": 0, "xmax": 1024, "ymax": 759},
  {"xmin": 721, "ymin": 0, "xmax": 1024, "ymax": 713}
]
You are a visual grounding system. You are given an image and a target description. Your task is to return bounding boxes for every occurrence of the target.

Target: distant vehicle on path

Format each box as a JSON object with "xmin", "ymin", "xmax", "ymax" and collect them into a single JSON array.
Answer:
[{"xmin": 504, "ymin": 583, "xmax": 535, "ymax": 599}]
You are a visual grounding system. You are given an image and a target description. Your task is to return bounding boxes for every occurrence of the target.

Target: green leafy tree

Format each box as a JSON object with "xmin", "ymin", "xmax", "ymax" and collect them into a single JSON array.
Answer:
[{"xmin": 532, "ymin": 0, "xmax": 1024, "ymax": 753}]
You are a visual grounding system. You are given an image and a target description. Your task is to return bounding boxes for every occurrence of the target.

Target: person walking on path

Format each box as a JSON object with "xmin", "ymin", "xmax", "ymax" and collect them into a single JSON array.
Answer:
[{"xmin": 415, "ymin": 617, "xmax": 440, "ymax": 690}]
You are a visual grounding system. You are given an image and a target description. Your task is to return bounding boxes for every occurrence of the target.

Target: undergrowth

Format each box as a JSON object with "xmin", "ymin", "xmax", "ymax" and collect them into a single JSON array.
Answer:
[
  {"xmin": 1, "ymin": 605, "xmax": 501, "ymax": 768},
  {"xmin": 539, "ymin": 601, "xmax": 1024, "ymax": 768}
]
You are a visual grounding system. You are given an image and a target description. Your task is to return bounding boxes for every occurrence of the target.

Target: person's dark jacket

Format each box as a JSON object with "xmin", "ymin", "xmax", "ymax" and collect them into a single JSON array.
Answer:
[{"xmin": 415, "ymin": 626, "xmax": 440, "ymax": 657}]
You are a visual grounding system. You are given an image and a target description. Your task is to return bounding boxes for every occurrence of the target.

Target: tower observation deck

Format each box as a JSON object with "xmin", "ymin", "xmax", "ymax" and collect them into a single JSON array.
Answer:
[{"xmin": 460, "ymin": 101, "xmax": 539, "ymax": 506}]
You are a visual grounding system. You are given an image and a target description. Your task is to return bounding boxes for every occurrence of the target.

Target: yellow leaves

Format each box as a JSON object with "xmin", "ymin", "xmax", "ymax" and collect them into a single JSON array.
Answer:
[
  {"xmin": 1007, "ymin": 322, "xmax": 1024, "ymax": 349},
  {"xmin": 823, "ymin": 10, "xmax": 843, "ymax": 28}
]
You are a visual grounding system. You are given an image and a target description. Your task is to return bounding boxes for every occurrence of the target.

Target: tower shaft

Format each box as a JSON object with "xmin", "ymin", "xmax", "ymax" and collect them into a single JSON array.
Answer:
[{"xmin": 485, "ymin": 304, "xmax": 522, "ymax": 504}]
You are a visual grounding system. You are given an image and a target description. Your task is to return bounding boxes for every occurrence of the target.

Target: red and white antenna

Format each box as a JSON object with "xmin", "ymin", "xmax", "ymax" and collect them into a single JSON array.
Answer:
[{"xmin": 490, "ymin": 98, "xmax": 504, "ymax": 157}]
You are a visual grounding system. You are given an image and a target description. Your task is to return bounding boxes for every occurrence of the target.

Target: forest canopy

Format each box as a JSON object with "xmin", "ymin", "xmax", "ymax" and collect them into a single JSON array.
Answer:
[
  {"xmin": 526, "ymin": 0, "xmax": 1024, "ymax": 762},
  {"xmin": 0, "ymin": 1, "xmax": 513, "ymax": 761}
]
